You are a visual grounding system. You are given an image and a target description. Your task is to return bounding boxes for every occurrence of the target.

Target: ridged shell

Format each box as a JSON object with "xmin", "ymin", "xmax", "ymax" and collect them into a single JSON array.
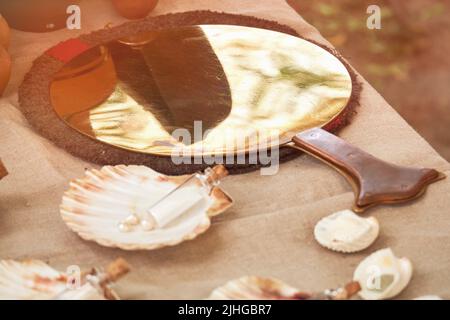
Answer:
[
  {"xmin": 314, "ymin": 210, "xmax": 379, "ymax": 253},
  {"xmin": 208, "ymin": 276, "xmax": 309, "ymax": 300},
  {"xmin": 60, "ymin": 165, "xmax": 233, "ymax": 250},
  {"xmin": 353, "ymin": 248, "xmax": 413, "ymax": 300},
  {"xmin": 0, "ymin": 260, "xmax": 106, "ymax": 300},
  {"xmin": 414, "ymin": 295, "xmax": 442, "ymax": 300}
]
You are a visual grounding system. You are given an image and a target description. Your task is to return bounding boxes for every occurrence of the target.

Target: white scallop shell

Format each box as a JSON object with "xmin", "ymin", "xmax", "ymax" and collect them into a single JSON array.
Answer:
[
  {"xmin": 60, "ymin": 165, "xmax": 233, "ymax": 250},
  {"xmin": 208, "ymin": 276, "xmax": 308, "ymax": 300},
  {"xmin": 414, "ymin": 295, "xmax": 442, "ymax": 300},
  {"xmin": 353, "ymin": 248, "xmax": 413, "ymax": 300},
  {"xmin": 314, "ymin": 210, "xmax": 379, "ymax": 253},
  {"xmin": 0, "ymin": 260, "xmax": 106, "ymax": 300}
]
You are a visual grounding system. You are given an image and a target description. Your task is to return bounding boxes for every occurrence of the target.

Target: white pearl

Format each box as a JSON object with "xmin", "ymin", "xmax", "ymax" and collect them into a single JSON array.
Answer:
[
  {"xmin": 141, "ymin": 218, "xmax": 156, "ymax": 231},
  {"xmin": 124, "ymin": 214, "xmax": 140, "ymax": 225},
  {"xmin": 118, "ymin": 223, "xmax": 131, "ymax": 233}
]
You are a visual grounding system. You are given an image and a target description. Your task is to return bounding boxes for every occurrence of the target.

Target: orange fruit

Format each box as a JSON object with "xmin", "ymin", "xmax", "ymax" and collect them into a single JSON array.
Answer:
[
  {"xmin": 0, "ymin": 14, "xmax": 10, "ymax": 49},
  {"xmin": 0, "ymin": 46, "xmax": 12, "ymax": 96},
  {"xmin": 111, "ymin": 0, "xmax": 158, "ymax": 20}
]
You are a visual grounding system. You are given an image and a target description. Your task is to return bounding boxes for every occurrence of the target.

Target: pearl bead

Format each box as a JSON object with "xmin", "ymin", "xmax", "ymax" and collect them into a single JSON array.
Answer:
[
  {"xmin": 118, "ymin": 223, "xmax": 131, "ymax": 233},
  {"xmin": 124, "ymin": 214, "xmax": 140, "ymax": 225},
  {"xmin": 141, "ymin": 218, "xmax": 156, "ymax": 231}
]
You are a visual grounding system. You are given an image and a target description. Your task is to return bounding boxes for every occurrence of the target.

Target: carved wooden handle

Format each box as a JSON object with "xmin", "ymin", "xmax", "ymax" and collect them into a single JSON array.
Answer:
[{"xmin": 292, "ymin": 128, "xmax": 446, "ymax": 212}]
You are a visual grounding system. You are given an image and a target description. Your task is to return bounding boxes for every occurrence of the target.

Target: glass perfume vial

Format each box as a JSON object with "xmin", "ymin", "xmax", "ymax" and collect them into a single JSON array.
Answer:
[{"xmin": 118, "ymin": 165, "xmax": 228, "ymax": 232}]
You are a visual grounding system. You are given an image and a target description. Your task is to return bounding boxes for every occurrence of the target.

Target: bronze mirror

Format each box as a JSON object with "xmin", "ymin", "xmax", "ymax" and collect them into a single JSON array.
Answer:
[{"xmin": 50, "ymin": 25, "xmax": 352, "ymax": 156}]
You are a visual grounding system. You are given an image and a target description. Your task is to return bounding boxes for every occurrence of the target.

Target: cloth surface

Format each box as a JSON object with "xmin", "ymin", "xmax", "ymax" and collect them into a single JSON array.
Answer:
[{"xmin": 0, "ymin": 0, "xmax": 449, "ymax": 299}]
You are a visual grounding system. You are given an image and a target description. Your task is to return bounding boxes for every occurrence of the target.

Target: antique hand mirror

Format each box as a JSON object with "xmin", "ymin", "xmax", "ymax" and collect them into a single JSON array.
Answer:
[{"xmin": 26, "ymin": 22, "xmax": 444, "ymax": 212}]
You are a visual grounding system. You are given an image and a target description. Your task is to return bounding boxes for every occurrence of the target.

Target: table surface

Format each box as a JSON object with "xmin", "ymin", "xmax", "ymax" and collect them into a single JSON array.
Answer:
[{"xmin": 0, "ymin": 0, "xmax": 449, "ymax": 299}]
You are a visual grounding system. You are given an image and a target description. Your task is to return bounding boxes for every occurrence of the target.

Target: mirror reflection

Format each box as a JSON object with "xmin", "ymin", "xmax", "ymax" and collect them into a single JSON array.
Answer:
[{"xmin": 50, "ymin": 25, "xmax": 352, "ymax": 156}]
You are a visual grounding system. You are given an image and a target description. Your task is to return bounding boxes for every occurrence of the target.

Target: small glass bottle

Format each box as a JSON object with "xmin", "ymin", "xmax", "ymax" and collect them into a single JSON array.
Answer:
[{"xmin": 118, "ymin": 165, "xmax": 228, "ymax": 232}]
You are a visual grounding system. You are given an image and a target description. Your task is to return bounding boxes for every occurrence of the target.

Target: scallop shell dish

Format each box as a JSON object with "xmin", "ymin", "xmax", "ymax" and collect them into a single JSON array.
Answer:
[
  {"xmin": 353, "ymin": 248, "xmax": 413, "ymax": 300},
  {"xmin": 60, "ymin": 165, "xmax": 233, "ymax": 250},
  {"xmin": 314, "ymin": 210, "xmax": 379, "ymax": 253},
  {"xmin": 0, "ymin": 259, "xmax": 128, "ymax": 300},
  {"xmin": 208, "ymin": 276, "xmax": 361, "ymax": 300},
  {"xmin": 209, "ymin": 276, "xmax": 307, "ymax": 300}
]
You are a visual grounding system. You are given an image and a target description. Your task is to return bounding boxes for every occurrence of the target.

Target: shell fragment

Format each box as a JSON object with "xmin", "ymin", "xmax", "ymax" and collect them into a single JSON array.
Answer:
[
  {"xmin": 353, "ymin": 248, "xmax": 413, "ymax": 300},
  {"xmin": 314, "ymin": 210, "xmax": 379, "ymax": 253}
]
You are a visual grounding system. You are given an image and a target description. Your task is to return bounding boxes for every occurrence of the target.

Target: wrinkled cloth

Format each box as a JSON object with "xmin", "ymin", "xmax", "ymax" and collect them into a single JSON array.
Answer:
[{"xmin": 0, "ymin": 0, "xmax": 449, "ymax": 299}]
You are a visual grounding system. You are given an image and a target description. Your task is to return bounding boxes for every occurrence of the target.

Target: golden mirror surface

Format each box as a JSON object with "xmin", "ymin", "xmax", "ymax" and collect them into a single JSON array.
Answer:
[{"xmin": 50, "ymin": 25, "xmax": 352, "ymax": 156}]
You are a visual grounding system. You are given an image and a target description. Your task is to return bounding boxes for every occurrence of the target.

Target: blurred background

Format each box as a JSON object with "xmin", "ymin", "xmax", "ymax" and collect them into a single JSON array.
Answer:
[{"xmin": 288, "ymin": 0, "xmax": 450, "ymax": 160}]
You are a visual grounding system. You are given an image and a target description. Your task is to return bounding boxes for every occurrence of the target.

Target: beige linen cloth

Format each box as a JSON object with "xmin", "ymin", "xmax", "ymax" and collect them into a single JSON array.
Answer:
[{"xmin": 1, "ymin": 0, "xmax": 449, "ymax": 299}]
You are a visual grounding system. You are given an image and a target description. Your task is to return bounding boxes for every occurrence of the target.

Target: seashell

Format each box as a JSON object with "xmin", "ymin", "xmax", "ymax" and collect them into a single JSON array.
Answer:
[
  {"xmin": 0, "ymin": 260, "xmax": 113, "ymax": 300},
  {"xmin": 209, "ymin": 276, "xmax": 310, "ymax": 300},
  {"xmin": 60, "ymin": 165, "xmax": 233, "ymax": 250},
  {"xmin": 353, "ymin": 248, "xmax": 413, "ymax": 300},
  {"xmin": 414, "ymin": 295, "xmax": 442, "ymax": 300},
  {"xmin": 208, "ymin": 276, "xmax": 360, "ymax": 300},
  {"xmin": 314, "ymin": 210, "xmax": 379, "ymax": 253}
]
